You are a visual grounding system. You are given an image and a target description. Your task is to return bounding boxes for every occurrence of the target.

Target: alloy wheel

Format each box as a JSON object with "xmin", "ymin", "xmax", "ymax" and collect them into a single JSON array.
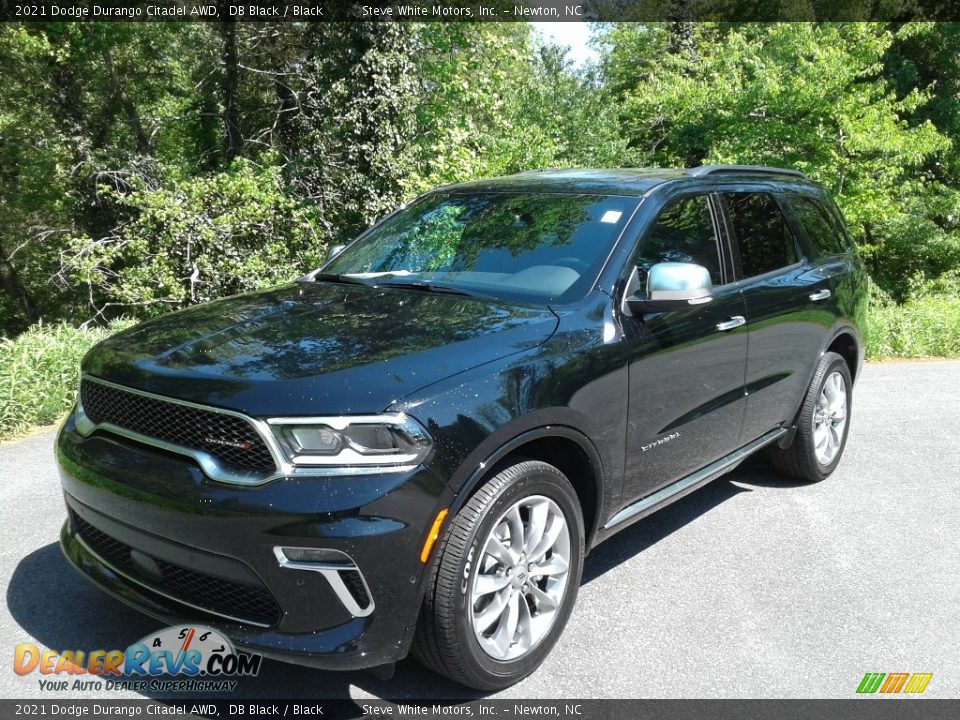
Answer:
[
  {"xmin": 469, "ymin": 495, "xmax": 571, "ymax": 661},
  {"xmin": 813, "ymin": 370, "xmax": 847, "ymax": 465}
]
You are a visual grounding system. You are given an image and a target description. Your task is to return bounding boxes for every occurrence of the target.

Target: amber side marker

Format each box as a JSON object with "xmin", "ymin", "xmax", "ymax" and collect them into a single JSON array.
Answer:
[{"xmin": 420, "ymin": 509, "xmax": 449, "ymax": 563}]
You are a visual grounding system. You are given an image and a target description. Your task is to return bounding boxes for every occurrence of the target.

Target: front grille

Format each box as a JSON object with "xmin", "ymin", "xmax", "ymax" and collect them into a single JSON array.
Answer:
[
  {"xmin": 73, "ymin": 514, "xmax": 281, "ymax": 626},
  {"xmin": 80, "ymin": 378, "xmax": 275, "ymax": 473}
]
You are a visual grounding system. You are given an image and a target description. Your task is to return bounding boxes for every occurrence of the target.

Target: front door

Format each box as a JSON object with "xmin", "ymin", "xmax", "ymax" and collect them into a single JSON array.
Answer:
[{"xmin": 620, "ymin": 192, "xmax": 749, "ymax": 507}]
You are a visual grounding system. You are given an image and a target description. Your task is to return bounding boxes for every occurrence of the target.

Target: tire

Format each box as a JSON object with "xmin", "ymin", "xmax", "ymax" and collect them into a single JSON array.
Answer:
[
  {"xmin": 412, "ymin": 460, "xmax": 585, "ymax": 690},
  {"xmin": 767, "ymin": 351, "xmax": 852, "ymax": 483}
]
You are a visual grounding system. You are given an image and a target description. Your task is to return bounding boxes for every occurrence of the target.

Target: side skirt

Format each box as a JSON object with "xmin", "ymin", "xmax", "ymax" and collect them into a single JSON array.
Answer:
[{"xmin": 601, "ymin": 427, "xmax": 788, "ymax": 533}]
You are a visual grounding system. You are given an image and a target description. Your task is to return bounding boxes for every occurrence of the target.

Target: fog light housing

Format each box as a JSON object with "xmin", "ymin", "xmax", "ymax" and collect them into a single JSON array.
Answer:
[{"xmin": 274, "ymin": 546, "xmax": 374, "ymax": 617}]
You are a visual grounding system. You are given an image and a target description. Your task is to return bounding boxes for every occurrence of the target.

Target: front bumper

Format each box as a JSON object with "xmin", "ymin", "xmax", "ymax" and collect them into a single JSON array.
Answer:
[{"xmin": 56, "ymin": 413, "xmax": 451, "ymax": 671}]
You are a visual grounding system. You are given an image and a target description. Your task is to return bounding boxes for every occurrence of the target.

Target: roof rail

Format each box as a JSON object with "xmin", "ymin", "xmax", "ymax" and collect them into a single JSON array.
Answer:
[{"xmin": 686, "ymin": 164, "xmax": 807, "ymax": 179}]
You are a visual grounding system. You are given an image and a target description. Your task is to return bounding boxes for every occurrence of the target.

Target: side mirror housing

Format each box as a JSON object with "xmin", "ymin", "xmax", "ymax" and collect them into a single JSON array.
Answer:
[
  {"xmin": 623, "ymin": 262, "xmax": 714, "ymax": 316},
  {"xmin": 327, "ymin": 244, "xmax": 347, "ymax": 262}
]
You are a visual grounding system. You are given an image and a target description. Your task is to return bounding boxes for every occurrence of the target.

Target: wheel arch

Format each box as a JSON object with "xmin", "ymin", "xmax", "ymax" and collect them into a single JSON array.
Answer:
[
  {"xmin": 779, "ymin": 324, "xmax": 861, "ymax": 450},
  {"xmin": 825, "ymin": 328, "xmax": 861, "ymax": 384},
  {"xmin": 447, "ymin": 426, "xmax": 607, "ymax": 553}
]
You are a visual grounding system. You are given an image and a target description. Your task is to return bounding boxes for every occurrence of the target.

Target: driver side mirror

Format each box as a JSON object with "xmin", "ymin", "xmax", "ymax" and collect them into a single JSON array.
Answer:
[{"xmin": 622, "ymin": 262, "xmax": 714, "ymax": 316}]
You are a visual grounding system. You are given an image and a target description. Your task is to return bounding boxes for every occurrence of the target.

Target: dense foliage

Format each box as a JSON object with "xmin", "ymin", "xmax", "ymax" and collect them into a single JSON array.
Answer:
[
  {"xmin": 0, "ymin": 320, "xmax": 132, "ymax": 438},
  {"xmin": 1, "ymin": 21, "xmax": 958, "ymax": 334}
]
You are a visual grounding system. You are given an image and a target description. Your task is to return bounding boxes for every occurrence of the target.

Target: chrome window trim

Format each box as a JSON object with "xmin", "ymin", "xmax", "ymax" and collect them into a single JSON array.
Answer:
[{"xmin": 75, "ymin": 375, "xmax": 422, "ymax": 485}]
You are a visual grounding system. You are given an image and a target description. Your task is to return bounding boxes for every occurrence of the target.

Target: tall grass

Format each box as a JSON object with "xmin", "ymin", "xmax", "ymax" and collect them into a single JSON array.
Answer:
[
  {"xmin": 0, "ymin": 321, "xmax": 131, "ymax": 440},
  {"xmin": 866, "ymin": 295, "xmax": 960, "ymax": 359}
]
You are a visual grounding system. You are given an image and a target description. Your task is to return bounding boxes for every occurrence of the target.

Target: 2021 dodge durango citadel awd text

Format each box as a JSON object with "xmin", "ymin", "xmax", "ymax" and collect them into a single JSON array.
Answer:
[{"xmin": 57, "ymin": 166, "xmax": 867, "ymax": 689}]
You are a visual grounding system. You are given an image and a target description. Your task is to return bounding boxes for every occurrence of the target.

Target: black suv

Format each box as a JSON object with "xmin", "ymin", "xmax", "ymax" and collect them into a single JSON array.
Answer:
[{"xmin": 57, "ymin": 166, "xmax": 867, "ymax": 689}]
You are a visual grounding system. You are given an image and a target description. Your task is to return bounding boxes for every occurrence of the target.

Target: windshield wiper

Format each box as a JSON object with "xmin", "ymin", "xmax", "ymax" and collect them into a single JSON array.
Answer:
[
  {"xmin": 377, "ymin": 281, "xmax": 476, "ymax": 297},
  {"xmin": 308, "ymin": 272, "xmax": 374, "ymax": 287}
]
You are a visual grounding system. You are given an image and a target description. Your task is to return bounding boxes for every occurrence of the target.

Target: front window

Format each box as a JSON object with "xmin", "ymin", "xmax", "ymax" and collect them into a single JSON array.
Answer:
[
  {"xmin": 323, "ymin": 192, "xmax": 637, "ymax": 304},
  {"xmin": 634, "ymin": 194, "xmax": 723, "ymax": 288}
]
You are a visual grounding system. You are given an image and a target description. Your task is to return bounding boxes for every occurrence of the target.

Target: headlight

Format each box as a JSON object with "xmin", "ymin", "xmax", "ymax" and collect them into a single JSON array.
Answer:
[{"xmin": 267, "ymin": 413, "xmax": 432, "ymax": 470}]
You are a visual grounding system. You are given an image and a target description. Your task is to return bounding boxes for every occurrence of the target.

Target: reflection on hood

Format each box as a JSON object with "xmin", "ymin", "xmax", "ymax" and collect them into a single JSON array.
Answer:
[{"xmin": 82, "ymin": 282, "xmax": 559, "ymax": 416}]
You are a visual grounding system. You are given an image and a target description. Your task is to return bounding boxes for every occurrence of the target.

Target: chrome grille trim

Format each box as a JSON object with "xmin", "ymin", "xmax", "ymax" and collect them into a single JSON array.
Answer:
[{"xmin": 76, "ymin": 375, "xmax": 285, "ymax": 486}]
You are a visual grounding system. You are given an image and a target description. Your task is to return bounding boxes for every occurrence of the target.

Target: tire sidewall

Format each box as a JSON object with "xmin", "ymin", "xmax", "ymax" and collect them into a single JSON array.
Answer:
[{"xmin": 447, "ymin": 465, "xmax": 585, "ymax": 687}]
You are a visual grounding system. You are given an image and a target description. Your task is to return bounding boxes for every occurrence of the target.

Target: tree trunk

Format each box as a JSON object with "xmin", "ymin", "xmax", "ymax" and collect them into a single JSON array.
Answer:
[
  {"xmin": 0, "ymin": 242, "xmax": 38, "ymax": 327},
  {"xmin": 103, "ymin": 50, "xmax": 151, "ymax": 154},
  {"xmin": 220, "ymin": 20, "xmax": 242, "ymax": 161}
]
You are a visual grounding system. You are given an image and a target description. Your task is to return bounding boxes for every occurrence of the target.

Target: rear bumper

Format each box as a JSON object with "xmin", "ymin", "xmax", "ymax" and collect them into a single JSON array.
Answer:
[{"xmin": 56, "ymin": 413, "xmax": 451, "ymax": 671}]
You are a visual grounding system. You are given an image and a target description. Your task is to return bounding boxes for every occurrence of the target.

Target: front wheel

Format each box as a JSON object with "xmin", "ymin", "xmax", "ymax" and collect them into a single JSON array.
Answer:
[
  {"xmin": 767, "ymin": 351, "xmax": 853, "ymax": 483},
  {"xmin": 412, "ymin": 460, "xmax": 584, "ymax": 690}
]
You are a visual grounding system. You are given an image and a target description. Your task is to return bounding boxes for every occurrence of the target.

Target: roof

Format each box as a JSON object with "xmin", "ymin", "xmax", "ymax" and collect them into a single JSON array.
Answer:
[{"xmin": 438, "ymin": 166, "xmax": 815, "ymax": 197}]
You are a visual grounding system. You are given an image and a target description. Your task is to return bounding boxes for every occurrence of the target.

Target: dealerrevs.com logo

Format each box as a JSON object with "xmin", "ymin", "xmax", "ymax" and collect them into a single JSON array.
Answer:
[{"xmin": 14, "ymin": 625, "xmax": 261, "ymax": 693}]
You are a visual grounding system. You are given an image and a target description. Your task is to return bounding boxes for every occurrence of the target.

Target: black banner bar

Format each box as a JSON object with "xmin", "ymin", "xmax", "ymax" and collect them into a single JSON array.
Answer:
[
  {"xmin": 3, "ymin": 0, "xmax": 960, "ymax": 22},
  {"xmin": 1, "ymin": 699, "xmax": 959, "ymax": 720}
]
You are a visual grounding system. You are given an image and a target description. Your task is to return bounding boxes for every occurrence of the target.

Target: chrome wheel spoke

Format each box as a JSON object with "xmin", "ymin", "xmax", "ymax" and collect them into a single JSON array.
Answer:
[
  {"xmin": 530, "ymin": 555, "xmax": 569, "ymax": 578},
  {"xmin": 814, "ymin": 423, "xmax": 829, "ymax": 448},
  {"xmin": 484, "ymin": 534, "xmax": 516, "ymax": 566},
  {"xmin": 491, "ymin": 591, "xmax": 520, "ymax": 656},
  {"xmin": 523, "ymin": 499, "xmax": 549, "ymax": 555},
  {"xmin": 474, "ymin": 587, "xmax": 510, "ymax": 633},
  {"xmin": 527, "ymin": 582, "xmax": 559, "ymax": 613},
  {"xmin": 474, "ymin": 572, "xmax": 509, "ymax": 596},
  {"xmin": 505, "ymin": 506, "xmax": 525, "ymax": 558},
  {"xmin": 514, "ymin": 595, "xmax": 534, "ymax": 654},
  {"xmin": 530, "ymin": 514, "xmax": 564, "ymax": 562}
]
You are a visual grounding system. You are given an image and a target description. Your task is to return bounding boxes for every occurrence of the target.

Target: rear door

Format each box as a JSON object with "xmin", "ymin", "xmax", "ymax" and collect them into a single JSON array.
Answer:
[
  {"xmin": 619, "ymin": 191, "xmax": 748, "ymax": 505},
  {"xmin": 719, "ymin": 189, "xmax": 831, "ymax": 443}
]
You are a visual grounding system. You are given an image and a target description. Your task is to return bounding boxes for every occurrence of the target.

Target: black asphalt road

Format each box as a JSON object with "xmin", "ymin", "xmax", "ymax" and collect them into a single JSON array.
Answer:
[{"xmin": 2, "ymin": 360, "xmax": 958, "ymax": 700}]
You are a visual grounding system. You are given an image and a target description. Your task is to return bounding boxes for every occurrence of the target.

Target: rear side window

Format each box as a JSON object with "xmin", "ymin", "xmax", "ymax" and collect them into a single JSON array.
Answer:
[
  {"xmin": 636, "ymin": 195, "xmax": 723, "ymax": 287},
  {"xmin": 724, "ymin": 192, "xmax": 798, "ymax": 277},
  {"xmin": 789, "ymin": 195, "xmax": 847, "ymax": 256}
]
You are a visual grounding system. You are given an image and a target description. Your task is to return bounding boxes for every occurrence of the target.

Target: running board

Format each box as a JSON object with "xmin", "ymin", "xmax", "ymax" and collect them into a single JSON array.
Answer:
[{"xmin": 604, "ymin": 428, "xmax": 788, "ymax": 529}]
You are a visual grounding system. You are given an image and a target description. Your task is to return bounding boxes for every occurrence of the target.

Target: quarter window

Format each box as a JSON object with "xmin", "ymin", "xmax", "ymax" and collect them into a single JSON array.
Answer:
[
  {"xmin": 724, "ymin": 192, "xmax": 798, "ymax": 277},
  {"xmin": 636, "ymin": 195, "xmax": 723, "ymax": 287},
  {"xmin": 789, "ymin": 195, "xmax": 847, "ymax": 256}
]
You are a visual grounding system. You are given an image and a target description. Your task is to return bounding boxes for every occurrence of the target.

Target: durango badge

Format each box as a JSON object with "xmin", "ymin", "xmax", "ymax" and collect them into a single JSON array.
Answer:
[{"xmin": 641, "ymin": 431, "xmax": 681, "ymax": 452}]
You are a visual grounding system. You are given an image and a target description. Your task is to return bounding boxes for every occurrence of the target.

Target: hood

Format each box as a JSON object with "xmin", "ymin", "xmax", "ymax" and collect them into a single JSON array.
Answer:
[{"xmin": 82, "ymin": 282, "xmax": 558, "ymax": 416}]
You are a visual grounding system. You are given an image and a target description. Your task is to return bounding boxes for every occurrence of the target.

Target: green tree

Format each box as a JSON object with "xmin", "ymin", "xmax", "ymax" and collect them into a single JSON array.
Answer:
[{"xmin": 603, "ymin": 22, "xmax": 958, "ymax": 298}]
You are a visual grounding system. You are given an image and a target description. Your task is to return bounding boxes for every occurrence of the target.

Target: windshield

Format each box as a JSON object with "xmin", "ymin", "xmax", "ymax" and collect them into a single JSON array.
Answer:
[{"xmin": 322, "ymin": 192, "xmax": 638, "ymax": 304}]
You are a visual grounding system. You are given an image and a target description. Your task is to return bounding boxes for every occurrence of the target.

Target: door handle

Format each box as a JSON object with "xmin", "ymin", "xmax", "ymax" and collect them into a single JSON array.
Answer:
[
  {"xmin": 716, "ymin": 316, "xmax": 746, "ymax": 332},
  {"xmin": 809, "ymin": 289, "xmax": 832, "ymax": 302}
]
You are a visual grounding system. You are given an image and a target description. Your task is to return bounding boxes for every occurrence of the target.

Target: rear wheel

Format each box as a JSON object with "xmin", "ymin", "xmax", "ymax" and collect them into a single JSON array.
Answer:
[
  {"xmin": 768, "ymin": 351, "xmax": 852, "ymax": 482},
  {"xmin": 412, "ymin": 460, "xmax": 584, "ymax": 690}
]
